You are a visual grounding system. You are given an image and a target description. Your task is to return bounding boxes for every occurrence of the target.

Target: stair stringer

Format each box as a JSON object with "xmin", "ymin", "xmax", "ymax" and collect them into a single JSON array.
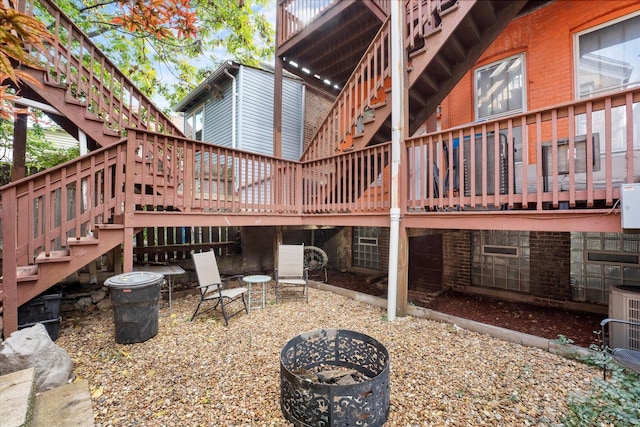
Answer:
[
  {"xmin": 17, "ymin": 71, "xmax": 122, "ymax": 148},
  {"xmin": 16, "ymin": 225, "xmax": 125, "ymax": 307},
  {"xmin": 407, "ymin": 0, "xmax": 529, "ymax": 134}
]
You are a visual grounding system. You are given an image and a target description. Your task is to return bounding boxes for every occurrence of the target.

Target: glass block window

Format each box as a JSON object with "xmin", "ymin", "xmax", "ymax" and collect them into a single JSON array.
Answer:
[
  {"xmin": 571, "ymin": 232, "xmax": 640, "ymax": 304},
  {"xmin": 353, "ymin": 227, "xmax": 380, "ymax": 269},
  {"xmin": 471, "ymin": 230, "xmax": 530, "ymax": 291}
]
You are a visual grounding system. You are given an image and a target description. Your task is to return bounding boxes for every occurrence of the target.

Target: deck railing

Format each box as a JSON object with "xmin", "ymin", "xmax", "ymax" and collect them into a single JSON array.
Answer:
[
  {"xmin": 128, "ymin": 130, "xmax": 301, "ymax": 214},
  {"xmin": 20, "ymin": 0, "xmax": 182, "ymax": 138},
  {"xmin": 405, "ymin": 87, "xmax": 640, "ymax": 212},
  {"xmin": 1, "ymin": 141, "xmax": 127, "ymax": 267},
  {"xmin": 302, "ymin": 143, "xmax": 391, "ymax": 213},
  {"xmin": 277, "ymin": 0, "xmax": 391, "ymax": 46},
  {"xmin": 2, "ymin": 87, "xmax": 638, "ymax": 269}
]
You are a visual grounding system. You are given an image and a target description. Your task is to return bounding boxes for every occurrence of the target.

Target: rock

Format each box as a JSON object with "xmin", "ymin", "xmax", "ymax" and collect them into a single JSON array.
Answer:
[
  {"xmin": 0, "ymin": 323, "xmax": 73, "ymax": 392},
  {"xmin": 91, "ymin": 289, "xmax": 107, "ymax": 303},
  {"xmin": 76, "ymin": 297, "xmax": 93, "ymax": 312},
  {"xmin": 96, "ymin": 299, "xmax": 113, "ymax": 311}
]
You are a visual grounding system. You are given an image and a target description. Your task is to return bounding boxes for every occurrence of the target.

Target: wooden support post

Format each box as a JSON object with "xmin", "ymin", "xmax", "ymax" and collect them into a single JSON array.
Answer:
[{"xmin": 11, "ymin": 112, "xmax": 27, "ymax": 181}]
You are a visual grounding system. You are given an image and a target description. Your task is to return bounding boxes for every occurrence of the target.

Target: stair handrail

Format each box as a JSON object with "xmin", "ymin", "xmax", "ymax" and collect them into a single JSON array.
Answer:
[
  {"xmin": 300, "ymin": 17, "xmax": 391, "ymax": 162},
  {"xmin": 19, "ymin": 0, "xmax": 183, "ymax": 140},
  {"xmin": 300, "ymin": 0, "xmax": 453, "ymax": 162},
  {"xmin": 405, "ymin": 0, "xmax": 458, "ymax": 51},
  {"xmin": 0, "ymin": 138, "xmax": 128, "ymax": 267},
  {"xmin": 278, "ymin": 0, "xmax": 391, "ymax": 46}
]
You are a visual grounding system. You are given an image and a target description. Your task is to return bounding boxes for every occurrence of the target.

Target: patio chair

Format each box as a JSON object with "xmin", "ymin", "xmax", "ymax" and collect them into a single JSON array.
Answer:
[
  {"xmin": 191, "ymin": 251, "xmax": 248, "ymax": 325},
  {"xmin": 275, "ymin": 244, "xmax": 308, "ymax": 303},
  {"xmin": 600, "ymin": 318, "xmax": 640, "ymax": 379},
  {"xmin": 304, "ymin": 245, "xmax": 328, "ymax": 283}
]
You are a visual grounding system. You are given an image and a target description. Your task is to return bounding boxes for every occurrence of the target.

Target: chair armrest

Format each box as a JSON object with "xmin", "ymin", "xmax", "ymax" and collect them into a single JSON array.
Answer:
[
  {"xmin": 601, "ymin": 318, "xmax": 640, "ymax": 328},
  {"xmin": 221, "ymin": 274, "xmax": 244, "ymax": 289},
  {"xmin": 601, "ymin": 318, "xmax": 640, "ymax": 350}
]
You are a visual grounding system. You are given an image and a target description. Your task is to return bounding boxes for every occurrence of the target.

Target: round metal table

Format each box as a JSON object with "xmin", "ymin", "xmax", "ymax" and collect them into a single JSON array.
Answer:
[{"xmin": 242, "ymin": 275, "xmax": 271, "ymax": 312}]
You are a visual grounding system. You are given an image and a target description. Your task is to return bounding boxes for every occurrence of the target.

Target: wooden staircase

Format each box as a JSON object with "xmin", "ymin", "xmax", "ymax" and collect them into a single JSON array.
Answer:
[
  {"xmin": 1, "ymin": 0, "xmax": 188, "ymax": 336},
  {"xmin": 13, "ymin": 224, "xmax": 125, "ymax": 307},
  {"xmin": 14, "ymin": 0, "xmax": 183, "ymax": 149},
  {"xmin": 297, "ymin": 0, "xmax": 530, "ymax": 208}
]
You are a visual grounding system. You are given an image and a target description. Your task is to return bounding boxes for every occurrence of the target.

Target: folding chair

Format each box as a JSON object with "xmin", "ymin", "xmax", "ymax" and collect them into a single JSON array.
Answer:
[
  {"xmin": 275, "ymin": 244, "xmax": 308, "ymax": 303},
  {"xmin": 191, "ymin": 251, "xmax": 248, "ymax": 325},
  {"xmin": 600, "ymin": 318, "xmax": 640, "ymax": 379}
]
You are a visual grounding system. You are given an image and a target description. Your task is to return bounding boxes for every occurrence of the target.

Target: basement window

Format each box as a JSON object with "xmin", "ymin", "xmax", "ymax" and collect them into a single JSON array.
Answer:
[
  {"xmin": 482, "ymin": 245, "xmax": 519, "ymax": 257},
  {"xmin": 586, "ymin": 251, "xmax": 640, "ymax": 266}
]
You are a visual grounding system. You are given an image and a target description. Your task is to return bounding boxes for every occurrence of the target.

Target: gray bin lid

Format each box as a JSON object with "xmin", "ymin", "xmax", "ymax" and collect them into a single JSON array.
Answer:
[{"xmin": 104, "ymin": 272, "xmax": 164, "ymax": 288}]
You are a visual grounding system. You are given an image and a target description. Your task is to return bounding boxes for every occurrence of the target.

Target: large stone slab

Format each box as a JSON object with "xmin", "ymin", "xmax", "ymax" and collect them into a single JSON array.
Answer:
[
  {"xmin": 0, "ymin": 367, "xmax": 36, "ymax": 427},
  {"xmin": 0, "ymin": 323, "xmax": 73, "ymax": 392}
]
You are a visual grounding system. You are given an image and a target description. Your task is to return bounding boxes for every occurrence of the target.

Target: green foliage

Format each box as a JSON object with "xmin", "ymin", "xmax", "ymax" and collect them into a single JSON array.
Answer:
[
  {"xmin": 554, "ymin": 334, "xmax": 575, "ymax": 346},
  {"xmin": 0, "ymin": 118, "xmax": 79, "ymax": 176},
  {"xmin": 562, "ymin": 347, "xmax": 640, "ymax": 426},
  {"xmin": 52, "ymin": 0, "xmax": 275, "ymax": 108}
]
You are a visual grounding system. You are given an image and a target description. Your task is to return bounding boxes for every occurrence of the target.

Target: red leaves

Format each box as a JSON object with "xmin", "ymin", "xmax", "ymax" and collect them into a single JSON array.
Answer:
[
  {"xmin": 0, "ymin": 0, "xmax": 55, "ymax": 119},
  {"xmin": 111, "ymin": 0, "xmax": 198, "ymax": 40}
]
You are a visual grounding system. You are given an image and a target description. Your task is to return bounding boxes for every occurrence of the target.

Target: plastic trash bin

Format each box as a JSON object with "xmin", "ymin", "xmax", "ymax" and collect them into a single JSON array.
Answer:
[{"xmin": 105, "ymin": 271, "xmax": 164, "ymax": 344}]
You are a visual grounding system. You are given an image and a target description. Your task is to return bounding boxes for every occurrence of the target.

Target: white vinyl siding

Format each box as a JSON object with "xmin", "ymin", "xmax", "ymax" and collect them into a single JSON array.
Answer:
[
  {"xmin": 281, "ymin": 78, "xmax": 304, "ymax": 161},
  {"xmin": 203, "ymin": 84, "xmax": 233, "ymax": 147},
  {"xmin": 183, "ymin": 64, "xmax": 305, "ymax": 161},
  {"xmin": 238, "ymin": 66, "xmax": 275, "ymax": 157}
]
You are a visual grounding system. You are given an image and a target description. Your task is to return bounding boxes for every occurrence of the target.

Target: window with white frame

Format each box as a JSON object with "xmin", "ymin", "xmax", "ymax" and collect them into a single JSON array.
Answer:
[
  {"xmin": 574, "ymin": 13, "xmax": 640, "ymax": 152},
  {"xmin": 475, "ymin": 54, "xmax": 526, "ymax": 120},
  {"xmin": 576, "ymin": 13, "xmax": 640, "ymax": 98},
  {"xmin": 185, "ymin": 107, "xmax": 204, "ymax": 141}
]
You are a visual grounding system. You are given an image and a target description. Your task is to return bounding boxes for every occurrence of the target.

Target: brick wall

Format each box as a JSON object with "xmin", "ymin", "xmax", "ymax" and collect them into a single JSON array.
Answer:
[
  {"xmin": 303, "ymin": 86, "xmax": 334, "ymax": 148},
  {"xmin": 440, "ymin": 0, "xmax": 638, "ymax": 129},
  {"xmin": 443, "ymin": 230, "xmax": 472, "ymax": 288},
  {"xmin": 529, "ymin": 231, "xmax": 571, "ymax": 300}
]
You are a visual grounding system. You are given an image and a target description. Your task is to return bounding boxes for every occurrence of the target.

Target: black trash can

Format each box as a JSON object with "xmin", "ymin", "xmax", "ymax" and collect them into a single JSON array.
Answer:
[{"xmin": 105, "ymin": 271, "xmax": 164, "ymax": 344}]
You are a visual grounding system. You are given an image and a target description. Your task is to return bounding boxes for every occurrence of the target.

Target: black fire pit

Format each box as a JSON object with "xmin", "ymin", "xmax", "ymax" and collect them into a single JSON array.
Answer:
[{"xmin": 280, "ymin": 329, "xmax": 390, "ymax": 426}]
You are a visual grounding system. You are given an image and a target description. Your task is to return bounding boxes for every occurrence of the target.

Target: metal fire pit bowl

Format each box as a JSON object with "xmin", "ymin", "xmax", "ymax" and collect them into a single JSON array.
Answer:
[{"xmin": 280, "ymin": 329, "xmax": 390, "ymax": 426}]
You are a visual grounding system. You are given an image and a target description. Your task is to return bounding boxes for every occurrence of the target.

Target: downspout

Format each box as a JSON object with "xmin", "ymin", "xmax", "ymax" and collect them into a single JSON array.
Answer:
[
  {"xmin": 224, "ymin": 67, "xmax": 237, "ymax": 149},
  {"xmin": 387, "ymin": 0, "xmax": 404, "ymax": 322}
]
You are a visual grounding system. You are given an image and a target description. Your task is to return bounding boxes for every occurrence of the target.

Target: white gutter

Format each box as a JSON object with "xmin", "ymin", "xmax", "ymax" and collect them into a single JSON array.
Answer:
[
  {"xmin": 224, "ymin": 68, "xmax": 237, "ymax": 149},
  {"xmin": 387, "ymin": 0, "xmax": 404, "ymax": 322}
]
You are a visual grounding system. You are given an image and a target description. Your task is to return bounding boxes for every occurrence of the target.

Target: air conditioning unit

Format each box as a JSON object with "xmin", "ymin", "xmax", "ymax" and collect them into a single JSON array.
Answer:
[
  {"xmin": 622, "ymin": 183, "xmax": 640, "ymax": 229},
  {"xmin": 462, "ymin": 132, "xmax": 510, "ymax": 197},
  {"xmin": 610, "ymin": 285, "xmax": 640, "ymax": 350}
]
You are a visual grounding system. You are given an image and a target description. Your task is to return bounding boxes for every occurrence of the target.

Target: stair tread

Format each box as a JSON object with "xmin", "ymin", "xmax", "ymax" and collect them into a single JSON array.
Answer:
[
  {"xmin": 0, "ymin": 265, "xmax": 39, "ymax": 284},
  {"xmin": 33, "ymin": 379, "xmax": 95, "ymax": 427},
  {"xmin": 68, "ymin": 236, "xmax": 99, "ymax": 246},
  {"xmin": 36, "ymin": 250, "xmax": 71, "ymax": 264},
  {"xmin": 95, "ymin": 223, "xmax": 125, "ymax": 229},
  {"xmin": 0, "ymin": 368, "xmax": 36, "ymax": 427}
]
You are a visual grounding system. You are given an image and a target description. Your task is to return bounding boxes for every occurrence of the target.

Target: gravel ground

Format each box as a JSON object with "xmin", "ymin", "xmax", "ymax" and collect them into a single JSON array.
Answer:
[{"xmin": 56, "ymin": 284, "xmax": 600, "ymax": 426}]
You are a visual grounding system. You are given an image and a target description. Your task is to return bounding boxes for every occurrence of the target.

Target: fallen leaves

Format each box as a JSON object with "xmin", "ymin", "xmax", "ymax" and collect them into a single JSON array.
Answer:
[{"xmin": 56, "ymin": 285, "xmax": 599, "ymax": 426}]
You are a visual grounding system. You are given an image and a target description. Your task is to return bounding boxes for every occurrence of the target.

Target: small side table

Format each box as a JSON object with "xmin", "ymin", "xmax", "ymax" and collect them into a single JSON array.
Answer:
[
  {"xmin": 134, "ymin": 265, "xmax": 185, "ymax": 312},
  {"xmin": 242, "ymin": 275, "xmax": 271, "ymax": 312}
]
